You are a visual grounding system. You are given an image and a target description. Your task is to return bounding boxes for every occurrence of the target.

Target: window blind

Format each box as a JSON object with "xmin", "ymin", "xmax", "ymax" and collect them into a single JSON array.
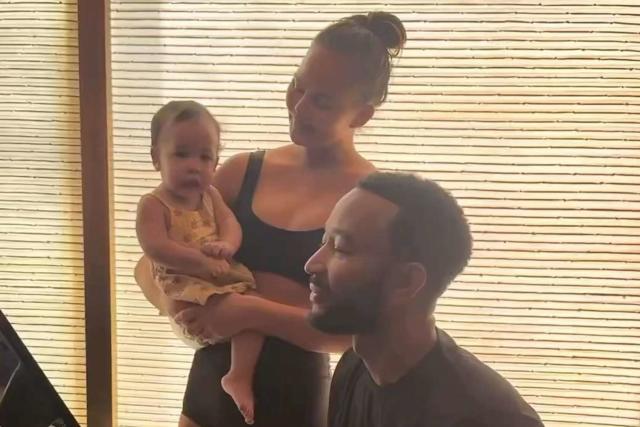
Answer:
[
  {"xmin": 0, "ymin": 1, "xmax": 86, "ymax": 424},
  {"xmin": 111, "ymin": 2, "xmax": 640, "ymax": 426}
]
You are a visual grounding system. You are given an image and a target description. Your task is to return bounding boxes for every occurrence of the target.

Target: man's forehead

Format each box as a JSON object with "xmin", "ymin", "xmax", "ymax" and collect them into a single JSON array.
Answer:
[{"xmin": 327, "ymin": 188, "xmax": 399, "ymax": 238}]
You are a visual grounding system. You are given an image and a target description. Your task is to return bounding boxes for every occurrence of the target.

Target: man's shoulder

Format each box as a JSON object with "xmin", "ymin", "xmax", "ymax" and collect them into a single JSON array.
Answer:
[
  {"xmin": 328, "ymin": 349, "xmax": 368, "ymax": 426},
  {"xmin": 332, "ymin": 349, "xmax": 364, "ymax": 386},
  {"xmin": 435, "ymin": 329, "xmax": 543, "ymax": 425}
]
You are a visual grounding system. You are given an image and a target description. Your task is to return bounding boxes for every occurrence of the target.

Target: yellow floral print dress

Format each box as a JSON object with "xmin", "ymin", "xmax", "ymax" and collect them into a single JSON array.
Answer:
[{"xmin": 146, "ymin": 188, "xmax": 255, "ymax": 305}]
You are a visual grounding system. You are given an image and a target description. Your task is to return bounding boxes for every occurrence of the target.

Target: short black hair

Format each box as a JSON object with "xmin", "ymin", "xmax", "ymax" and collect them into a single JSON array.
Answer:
[{"xmin": 358, "ymin": 172, "xmax": 472, "ymax": 297}]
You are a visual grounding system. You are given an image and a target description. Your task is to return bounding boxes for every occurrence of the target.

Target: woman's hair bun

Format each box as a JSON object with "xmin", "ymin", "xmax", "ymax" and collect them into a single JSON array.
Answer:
[
  {"xmin": 314, "ymin": 11, "xmax": 407, "ymax": 105},
  {"xmin": 364, "ymin": 12, "xmax": 407, "ymax": 57}
]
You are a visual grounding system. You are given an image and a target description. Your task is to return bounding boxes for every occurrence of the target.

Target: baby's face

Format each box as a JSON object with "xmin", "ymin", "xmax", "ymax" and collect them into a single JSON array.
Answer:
[{"xmin": 155, "ymin": 115, "xmax": 220, "ymax": 200}]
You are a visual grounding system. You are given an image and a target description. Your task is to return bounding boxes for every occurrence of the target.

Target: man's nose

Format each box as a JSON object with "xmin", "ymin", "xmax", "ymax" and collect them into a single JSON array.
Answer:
[{"xmin": 304, "ymin": 244, "xmax": 327, "ymax": 275}]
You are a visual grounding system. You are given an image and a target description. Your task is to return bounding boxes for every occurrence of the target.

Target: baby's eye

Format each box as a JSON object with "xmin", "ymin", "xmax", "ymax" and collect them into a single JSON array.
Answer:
[{"xmin": 174, "ymin": 151, "xmax": 188, "ymax": 158}]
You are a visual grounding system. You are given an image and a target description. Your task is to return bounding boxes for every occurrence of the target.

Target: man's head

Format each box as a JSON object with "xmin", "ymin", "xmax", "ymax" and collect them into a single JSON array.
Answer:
[{"xmin": 305, "ymin": 172, "xmax": 472, "ymax": 334}]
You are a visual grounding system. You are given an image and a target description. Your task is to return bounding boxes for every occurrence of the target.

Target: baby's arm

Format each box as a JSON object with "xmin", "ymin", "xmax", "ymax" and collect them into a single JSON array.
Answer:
[
  {"xmin": 136, "ymin": 195, "xmax": 227, "ymax": 279},
  {"xmin": 203, "ymin": 186, "xmax": 242, "ymax": 259}
]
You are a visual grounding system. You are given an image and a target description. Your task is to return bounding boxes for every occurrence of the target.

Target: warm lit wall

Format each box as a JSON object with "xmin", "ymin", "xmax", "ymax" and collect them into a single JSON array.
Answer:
[
  {"xmin": 0, "ymin": 0, "xmax": 86, "ymax": 424},
  {"xmin": 109, "ymin": 1, "xmax": 640, "ymax": 426}
]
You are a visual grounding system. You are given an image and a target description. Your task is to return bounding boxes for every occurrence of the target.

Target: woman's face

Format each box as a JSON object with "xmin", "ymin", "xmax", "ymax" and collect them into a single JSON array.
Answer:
[{"xmin": 286, "ymin": 43, "xmax": 373, "ymax": 149}]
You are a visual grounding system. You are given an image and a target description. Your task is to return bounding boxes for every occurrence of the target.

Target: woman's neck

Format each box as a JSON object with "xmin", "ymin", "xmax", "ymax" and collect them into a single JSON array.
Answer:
[{"xmin": 301, "ymin": 140, "xmax": 363, "ymax": 170}]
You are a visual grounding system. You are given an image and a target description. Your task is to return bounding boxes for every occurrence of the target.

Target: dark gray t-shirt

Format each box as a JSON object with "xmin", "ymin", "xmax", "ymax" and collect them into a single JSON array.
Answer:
[{"xmin": 329, "ymin": 329, "xmax": 544, "ymax": 427}]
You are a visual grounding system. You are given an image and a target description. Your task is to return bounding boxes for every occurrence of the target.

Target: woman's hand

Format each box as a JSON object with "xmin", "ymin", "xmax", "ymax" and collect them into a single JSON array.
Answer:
[
  {"xmin": 174, "ymin": 293, "xmax": 352, "ymax": 353},
  {"xmin": 174, "ymin": 293, "xmax": 250, "ymax": 340}
]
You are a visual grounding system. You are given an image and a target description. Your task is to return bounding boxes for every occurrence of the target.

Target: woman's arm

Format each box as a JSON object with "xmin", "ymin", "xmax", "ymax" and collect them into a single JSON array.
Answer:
[
  {"xmin": 175, "ymin": 293, "xmax": 352, "ymax": 354},
  {"xmin": 134, "ymin": 256, "xmax": 170, "ymax": 315}
]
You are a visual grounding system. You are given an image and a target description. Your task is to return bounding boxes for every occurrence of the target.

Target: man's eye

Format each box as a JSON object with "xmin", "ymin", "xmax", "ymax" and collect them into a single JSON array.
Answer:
[{"xmin": 332, "ymin": 242, "xmax": 351, "ymax": 255}]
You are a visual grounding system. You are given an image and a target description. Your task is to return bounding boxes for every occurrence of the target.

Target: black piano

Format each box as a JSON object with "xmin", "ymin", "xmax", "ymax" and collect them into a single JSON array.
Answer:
[{"xmin": 0, "ymin": 310, "xmax": 80, "ymax": 427}]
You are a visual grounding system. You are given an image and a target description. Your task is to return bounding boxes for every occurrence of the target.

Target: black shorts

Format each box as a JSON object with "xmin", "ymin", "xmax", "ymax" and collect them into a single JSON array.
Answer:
[{"xmin": 182, "ymin": 338, "xmax": 330, "ymax": 427}]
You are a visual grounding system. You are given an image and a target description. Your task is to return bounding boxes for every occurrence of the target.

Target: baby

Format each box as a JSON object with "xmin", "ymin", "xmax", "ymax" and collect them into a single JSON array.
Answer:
[{"xmin": 135, "ymin": 100, "xmax": 262, "ymax": 424}]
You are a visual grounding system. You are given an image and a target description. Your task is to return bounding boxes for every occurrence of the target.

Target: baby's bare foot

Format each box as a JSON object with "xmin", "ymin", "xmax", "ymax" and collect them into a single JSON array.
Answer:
[{"xmin": 221, "ymin": 373, "xmax": 255, "ymax": 425}]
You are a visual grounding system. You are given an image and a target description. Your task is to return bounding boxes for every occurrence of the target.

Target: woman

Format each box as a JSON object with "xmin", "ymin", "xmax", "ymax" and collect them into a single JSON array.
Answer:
[{"xmin": 139, "ymin": 11, "xmax": 407, "ymax": 427}]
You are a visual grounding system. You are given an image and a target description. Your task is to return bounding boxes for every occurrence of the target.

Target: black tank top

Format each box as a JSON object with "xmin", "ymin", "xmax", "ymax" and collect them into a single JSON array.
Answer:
[
  {"xmin": 233, "ymin": 150, "xmax": 324, "ymax": 286},
  {"xmin": 184, "ymin": 150, "xmax": 330, "ymax": 426}
]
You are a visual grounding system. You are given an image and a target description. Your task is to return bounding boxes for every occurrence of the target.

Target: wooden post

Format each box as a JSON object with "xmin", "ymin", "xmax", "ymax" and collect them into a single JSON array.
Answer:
[{"xmin": 77, "ymin": 1, "xmax": 115, "ymax": 426}]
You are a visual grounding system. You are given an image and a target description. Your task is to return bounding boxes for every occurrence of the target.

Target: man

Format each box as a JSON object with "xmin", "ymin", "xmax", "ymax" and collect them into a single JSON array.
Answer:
[
  {"xmin": 177, "ymin": 172, "xmax": 544, "ymax": 426},
  {"xmin": 305, "ymin": 172, "xmax": 544, "ymax": 427}
]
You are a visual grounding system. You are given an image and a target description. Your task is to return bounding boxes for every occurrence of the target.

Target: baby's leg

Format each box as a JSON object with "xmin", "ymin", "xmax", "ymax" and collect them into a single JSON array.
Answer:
[{"xmin": 221, "ymin": 331, "xmax": 264, "ymax": 425}]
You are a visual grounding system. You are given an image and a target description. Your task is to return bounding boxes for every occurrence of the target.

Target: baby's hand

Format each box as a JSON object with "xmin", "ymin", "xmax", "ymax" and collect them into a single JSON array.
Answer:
[
  {"xmin": 202, "ymin": 241, "xmax": 235, "ymax": 260},
  {"xmin": 204, "ymin": 257, "xmax": 230, "ymax": 277}
]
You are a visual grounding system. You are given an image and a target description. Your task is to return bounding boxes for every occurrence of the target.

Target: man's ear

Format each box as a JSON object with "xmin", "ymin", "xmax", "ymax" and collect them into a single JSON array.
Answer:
[
  {"xmin": 350, "ymin": 104, "xmax": 375, "ymax": 129},
  {"xmin": 151, "ymin": 146, "xmax": 160, "ymax": 171},
  {"xmin": 388, "ymin": 262, "xmax": 427, "ymax": 306}
]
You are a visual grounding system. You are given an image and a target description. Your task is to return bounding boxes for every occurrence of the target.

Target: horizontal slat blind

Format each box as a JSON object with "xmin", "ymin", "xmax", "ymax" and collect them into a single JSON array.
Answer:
[
  {"xmin": 0, "ymin": 1, "xmax": 86, "ymax": 425},
  {"xmin": 111, "ymin": 2, "xmax": 640, "ymax": 426}
]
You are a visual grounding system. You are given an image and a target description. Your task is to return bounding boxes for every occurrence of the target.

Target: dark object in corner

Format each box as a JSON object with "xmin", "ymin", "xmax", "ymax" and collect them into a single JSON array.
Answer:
[{"xmin": 0, "ymin": 310, "xmax": 80, "ymax": 427}]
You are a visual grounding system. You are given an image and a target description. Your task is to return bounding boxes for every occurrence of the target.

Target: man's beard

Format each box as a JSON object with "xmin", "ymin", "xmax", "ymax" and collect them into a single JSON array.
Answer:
[{"xmin": 308, "ymin": 276, "xmax": 384, "ymax": 335}]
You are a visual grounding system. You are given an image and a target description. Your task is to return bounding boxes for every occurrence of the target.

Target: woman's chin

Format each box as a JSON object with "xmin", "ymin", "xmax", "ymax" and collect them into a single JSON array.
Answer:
[
  {"xmin": 290, "ymin": 129, "xmax": 310, "ymax": 146},
  {"xmin": 290, "ymin": 124, "xmax": 322, "ymax": 146}
]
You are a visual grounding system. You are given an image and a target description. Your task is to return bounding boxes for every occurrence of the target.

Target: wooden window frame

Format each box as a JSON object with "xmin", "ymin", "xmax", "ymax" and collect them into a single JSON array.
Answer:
[{"xmin": 78, "ymin": 1, "xmax": 115, "ymax": 426}]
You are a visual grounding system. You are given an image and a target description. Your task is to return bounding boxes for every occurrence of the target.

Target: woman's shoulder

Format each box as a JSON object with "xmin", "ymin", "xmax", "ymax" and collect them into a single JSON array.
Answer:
[
  {"xmin": 263, "ymin": 144, "xmax": 299, "ymax": 165},
  {"xmin": 351, "ymin": 154, "xmax": 377, "ymax": 177},
  {"xmin": 213, "ymin": 150, "xmax": 265, "ymax": 205}
]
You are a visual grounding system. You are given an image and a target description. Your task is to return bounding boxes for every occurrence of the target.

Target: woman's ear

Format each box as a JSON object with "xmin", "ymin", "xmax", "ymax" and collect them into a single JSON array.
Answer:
[{"xmin": 350, "ymin": 104, "xmax": 375, "ymax": 129}]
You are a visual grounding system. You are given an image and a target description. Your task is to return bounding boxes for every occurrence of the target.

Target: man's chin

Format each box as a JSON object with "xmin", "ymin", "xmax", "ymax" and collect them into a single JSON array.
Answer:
[{"xmin": 308, "ymin": 307, "xmax": 372, "ymax": 335}]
